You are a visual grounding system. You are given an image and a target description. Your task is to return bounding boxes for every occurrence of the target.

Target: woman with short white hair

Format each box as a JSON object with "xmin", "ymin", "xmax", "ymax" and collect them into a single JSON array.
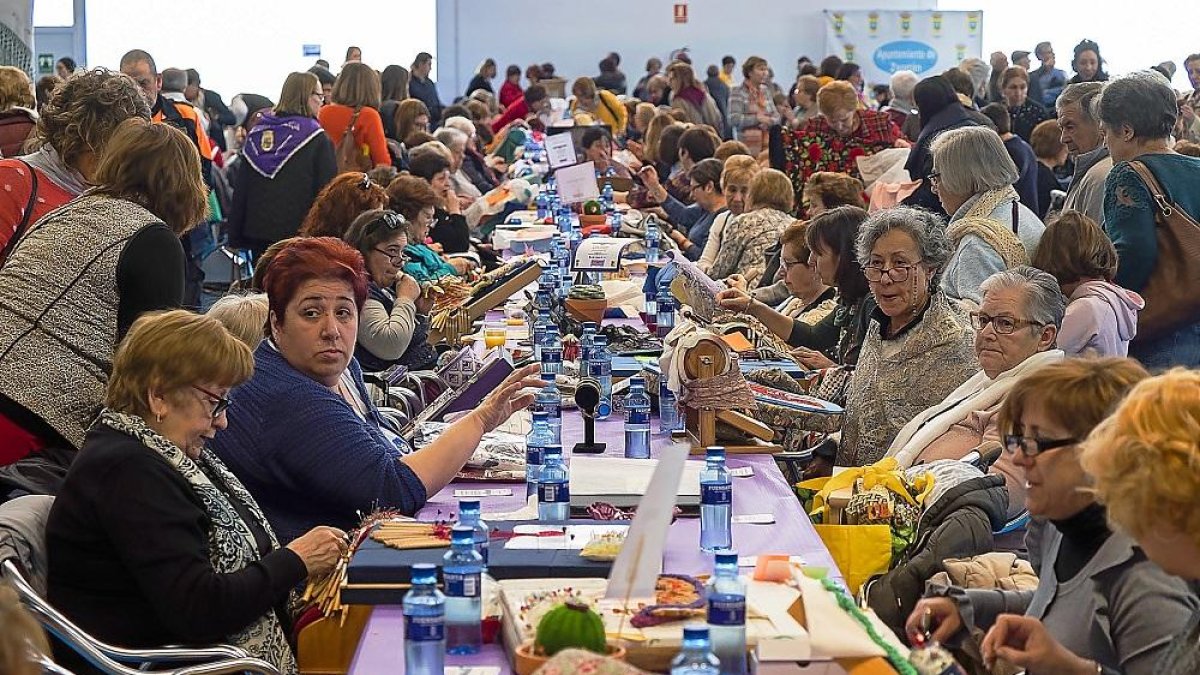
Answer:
[
  {"xmin": 929, "ymin": 125, "xmax": 1045, "ymax": 305},
  {"xmin": 443, "ymin": 115, "xmax": 501, "ymax": 193}
]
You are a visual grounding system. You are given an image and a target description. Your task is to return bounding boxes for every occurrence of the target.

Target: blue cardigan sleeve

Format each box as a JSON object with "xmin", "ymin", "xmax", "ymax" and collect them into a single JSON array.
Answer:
[{"xmin": 1103, "ymin": 163, "xmax": 1158, "ymax": 292}]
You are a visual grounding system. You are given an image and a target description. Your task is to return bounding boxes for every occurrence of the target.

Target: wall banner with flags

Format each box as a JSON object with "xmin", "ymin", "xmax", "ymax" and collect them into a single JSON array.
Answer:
[{"xmin": 824, "ymin": 10, "xmax": 984, "ymax": 86}]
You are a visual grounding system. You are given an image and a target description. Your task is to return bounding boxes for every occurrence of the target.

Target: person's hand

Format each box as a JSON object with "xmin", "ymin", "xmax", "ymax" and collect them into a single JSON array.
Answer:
[
  {"xmin": 894, "ymin": 138, "xmax": 912, "ymax": 148},
  {"xmin": 395, "ymin": 273, "xmax": 421, "ymax": 302},
  {"xmin": 639, "ymin": 164, "xmax": 661, "ymax": 189},
  {"xmin": 286, "ymin": 526, "xmax": 348, "ymax": 578},
  {"xmin": 627, "ymin": 139, "xmax": 645, "ymax": 159},
  {"xmin": 981, "ymin": 615, "xmax": 1097, "ymax": 675},
  {"xmin": 485, "ymin": 155, "xmax": 507, "ymax": 171},
  {"xmin": 414, "ymin": 291, "xmax": 435, "ymax": 314},
  {"xmin": 428, "ymin": 242, "xmax": 444, "ymax": 253},
  {"xmin": 457, "ymin": 194, "xmax": 474, "ymax": 211},
  {"xmin": 791, "ymin": 347, "xmax": 836, "ymax": 370},
  {"xmin": 442, "ymin": 187, "xmax": 461, "ymax": 215},
  {"xmin": 717, "ymin": 287, "xmax": 753, "ymax": 312},
  {"xmin": 473, "ymin": 363, "xmax": 544, "ymax": 432},
  {"xmin": 905, "ymin": 597, "xmax": 963, "ymax": 645},
  {"xmin": 448, "ymin": 257, "xmax": 477, "ymax": 275},
  {"xmin": 725, "ymin": 274, "xmax": 749, "ymax": 292}
]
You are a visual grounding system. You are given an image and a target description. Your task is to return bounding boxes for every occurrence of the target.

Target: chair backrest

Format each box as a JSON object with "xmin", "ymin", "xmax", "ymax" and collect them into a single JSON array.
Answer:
[{"xmin": 0, "ymin": 495, "xmax": 53, "ymax": 597}]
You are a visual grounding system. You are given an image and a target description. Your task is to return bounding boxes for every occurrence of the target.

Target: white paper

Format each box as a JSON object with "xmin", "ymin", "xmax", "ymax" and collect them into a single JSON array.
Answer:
[
  {"xmin": 733, "ymin": 513, "xmax": 776, "ymax": 525},
  {"xmin": 730, "ymin": 466, "xmax": 755, "ymax": 478},
  {"xmin": 504, "ymin": 524, "xmax": 629, "ymax": 550},
  {"xmin": 453, "ymin": 488, "xmax": 514, "ymax": 498},
  {"xmin": 556, "ymin": 161, "xmax": 601, "ymax": 205},
  {"xmin": 544, "ymin": 132, "xmax": 578, "ymax": 169},
  {"xmin": 483, "ymin": 494, "xmax": 539, "ymax": 521},
  {"xmin": 569, "ymin": 455, "xmax": 703, "ymax": 507},
  {"xmin": 444, "ymin": 668, "xmax": 502, "ymax": 675},
  {"xmin": 795, "ymin": 571, "xmax": 908, "ymax": 659},
  {"xmin": 604, "ymin": 442, "xmax": 690, "ymax": 602},
  {"xmin": 573, "ymin": 236, "xmax": 633, "ymax": 272}
]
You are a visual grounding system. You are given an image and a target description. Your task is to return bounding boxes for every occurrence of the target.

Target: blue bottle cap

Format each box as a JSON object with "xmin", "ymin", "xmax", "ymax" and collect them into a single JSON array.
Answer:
[
  {"xmin": 543, "ymin": 444, "xmax": 563, "ymax": 456},
  {"xmin": 410, "ymin": 563, "xmax": 438, "ymax": 583},
  {"xmin": 714, "ymin": 551, "xmax": 739, "ymax": 565},
  {"xmin": 594, "ymin": 335, "xmax": 607, "ymax": 345},
  {"xmin": 584, "ymin": 322, "xmax": 597, "ymax": 331},
  {"xmin": 682, "ymin": 625, "xmax": 710, "ymax": 641},
  {"xmin": 459, "ymin": 499, "xmax": 480, "ymax": 512},
  {"xmin": 532, "ymin": 410, "xmax": 549, "ymax": 420},
  {"xmin": 450, "ymin": 525, "xmax": 475, "ymax": 545},
  {"xmin": 630, "ymin": 376, "xmax": 645, "ymax": 386},
  {"xmin": 705, "ymin": 446, "xmax": 726, "ymax": 460}
]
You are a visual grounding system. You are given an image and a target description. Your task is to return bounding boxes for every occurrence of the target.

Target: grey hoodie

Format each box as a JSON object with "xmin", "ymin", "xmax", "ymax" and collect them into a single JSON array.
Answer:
[{"xmin": 1060, "ymin": 279, "xmax": 1144, "ymax": 357}]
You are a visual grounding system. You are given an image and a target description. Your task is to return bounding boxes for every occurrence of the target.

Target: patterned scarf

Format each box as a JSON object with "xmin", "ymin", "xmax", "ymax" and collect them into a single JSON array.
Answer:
[
  {"xmin": 97, "ymin": 410, "xmax": 298, "ymax": 674},
  {"xmin": 945, "ymin": 186, "xmax": 1029, "ymax": 269}
]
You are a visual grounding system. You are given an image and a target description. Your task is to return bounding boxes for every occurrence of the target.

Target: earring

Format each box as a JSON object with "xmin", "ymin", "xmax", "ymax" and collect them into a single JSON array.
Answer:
[{"xmin": 156, "ymin": 413, "xmax": 162, "ymax": 423}]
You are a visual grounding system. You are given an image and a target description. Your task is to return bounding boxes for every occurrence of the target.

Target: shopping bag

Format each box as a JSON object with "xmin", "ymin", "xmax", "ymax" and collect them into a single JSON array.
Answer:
[{"xmin": 813, "ymin": 523, "xmax": 893, "ymax": 596}]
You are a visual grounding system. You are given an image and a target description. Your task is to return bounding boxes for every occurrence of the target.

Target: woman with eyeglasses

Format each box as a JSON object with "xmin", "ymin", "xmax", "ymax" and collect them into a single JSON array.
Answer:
[
  {"xmin": 906, "ymin": 358, "xmax": 1198, "ymax": 675},
  {"xmin": 342, "ymin": 209, "xmax": 437, "ymax": 371},
  {"xmin": 46, "ymin": 310, "xmax": 349, "ymax": 674},
  {"xmin": 385, "ymin": 174, "xmax": 460, "ymax": 283},
  {"xmin": 928, "ymin": 125, "xmax": 1046, "ymax": 306},
  {"xmin": 837, "ymin": 206, "xmax": 978, "ymax": 468},
  {"xmin": 228, "ymin": 71, "xmax": 337, "ymax": 261}
]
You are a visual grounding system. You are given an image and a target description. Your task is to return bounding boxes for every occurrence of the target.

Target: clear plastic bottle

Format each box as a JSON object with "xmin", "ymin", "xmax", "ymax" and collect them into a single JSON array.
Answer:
[
  {"xmin": 656, "ymin": 279, "xmax": 676, "ymax": 338},
  {"xmin": 700, "ymin": 447, "xmax": 733, "ymax": 552},
  {"xmin": 456, "ymin": 499, "xmax": 489, "ymax": 568},
  {"xmin": 536, "ymin": 189, "xmax": 550, "ymax": 219},
  {"xmin": 568, "ymin": 215, "xmax": 583, "ymax": 254},
  {"xmin": 537, "ymin": 444, "xmax": 570, "ymax": 522},
  {"xmin": 402, "ymin": 563, "xmax": 445, "ymax": 675},
  {"xmin": 556, "ymin": 204, "xmax": 572, "ymax": 235},
  {"xmin": 670, "ymin": 624, "xmax": 722, "ymax": 675},
  {"xmin": 534, "ymin": 371, "xmax": 562, "ymax": 445},
  {"xmin": 602, "ymin": 175, "xmax": 614, "ymax": 212},
  {"xmin": 660, "ymin": 379, "xmax": 682, "ymax": 434},
  {"xmin": 645, "ymin": 217, "xmax": 661, "ymax": 263},
  {"xmin": 442, "ymin": 526, "xmax": 483, "ymax": 655},
  {"xmin": 531, "ymin": 311, "xmax": 546, "ymax": 362},
  {"xmin": 589, "ymin": 335, "xmax": 613, "ymax": 420},
  {"xmin": 579, "ymin": 322, "xmax": 598, "ymax": 376},
  {"xmin": 623, "ymin": 377, "xmax": 652, "ymax": 459},
  {"xmin": 540, "ymin": 326, "xmax": 563, "ymax": 377},
  {"xmin": 525, "ymin": 411, "xmax": 552, "ymax": 498},
  {"xmin": 706, "ymin": 551, "xmax": 747, "ymax": 675}
]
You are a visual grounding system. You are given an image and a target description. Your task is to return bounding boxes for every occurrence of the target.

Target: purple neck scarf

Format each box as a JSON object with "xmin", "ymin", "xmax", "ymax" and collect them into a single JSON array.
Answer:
[{"xmin": 244, "ymin": 113, "xmax": 325, "ymax": 178}]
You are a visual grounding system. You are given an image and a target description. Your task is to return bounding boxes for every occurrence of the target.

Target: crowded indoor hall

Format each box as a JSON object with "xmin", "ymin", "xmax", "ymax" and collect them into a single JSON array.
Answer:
[{"xmin": 3, "ymin": 2, "xmax": 1200, "ymax": 674}]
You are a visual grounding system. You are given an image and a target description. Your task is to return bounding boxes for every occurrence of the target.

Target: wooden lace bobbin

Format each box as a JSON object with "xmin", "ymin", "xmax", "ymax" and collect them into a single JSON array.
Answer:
[{"xmin": 681, "ymin": 337, "xmax": 779, "ymax": 454}]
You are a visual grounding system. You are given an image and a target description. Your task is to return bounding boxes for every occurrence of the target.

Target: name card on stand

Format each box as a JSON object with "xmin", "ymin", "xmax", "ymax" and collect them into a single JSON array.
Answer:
[
  {"xmin": 556, "ymin": 160, "xmax": 601, "ymax": 205},
  {"xmin": 573, "ymin": 236, "xmax": 635, "ymax": 272}
]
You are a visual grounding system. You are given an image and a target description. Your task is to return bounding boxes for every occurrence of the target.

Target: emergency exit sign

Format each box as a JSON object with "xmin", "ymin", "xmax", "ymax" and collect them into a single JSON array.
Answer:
[{"xmin": 673, "ymin": 3, "xmax": 687, "ymax": 23}]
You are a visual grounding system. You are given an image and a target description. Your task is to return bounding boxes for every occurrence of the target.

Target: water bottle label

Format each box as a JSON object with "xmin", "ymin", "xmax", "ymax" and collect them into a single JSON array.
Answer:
[
  {"xmin": 626, "ymin": 410, "xmax": 649, "ymax": 425},
  {"xmin": 707, "ymin": 596, "xmax": 746, "ymax": 626},
  {"xmin": 405, "ymin": 613, "xmax": 445, "ymax": 642},
  {"xmin": 444, "ymin": 572, "xmax": 481, "ymax": 598},
  {"xmin": 538, "ymin": 482, "xmax": 570, "ymax": 503},
  {"xmin": 701, "ymin": 482, "xmax": 732, "ymax": 506},
  {"xmin": 526, "ymin": 446, "xmax": 544, "ymax": 466},
  {"xmin": 590, "ymin": 362, "xmax": 611, "ymax": 377},
  {"xmin": 477, "ymin": 539, "xmax": 489, "ymax": 565}
]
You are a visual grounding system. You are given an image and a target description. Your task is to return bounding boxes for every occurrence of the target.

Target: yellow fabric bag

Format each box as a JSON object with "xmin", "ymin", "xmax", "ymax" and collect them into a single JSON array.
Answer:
[{"xmin": 811, "ymin": 523, "xmax": 892, "ymax": 596}]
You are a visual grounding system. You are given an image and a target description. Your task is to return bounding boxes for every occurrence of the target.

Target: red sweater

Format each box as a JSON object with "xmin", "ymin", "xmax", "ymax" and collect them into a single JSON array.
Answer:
[
  {"xmin": 318, "ymin": 104, "xmax": 390, "ymax": 167},
  {"xmin": 491, "ymin": 99, "xmax": 530, "ymax": 134},
  {"xmin": 499, "ymin": 81, "xmax": 523, "ymax": 109},
  {"xmin": 0, "ymin": 159, "xmax": 77, "ymax": 260}
]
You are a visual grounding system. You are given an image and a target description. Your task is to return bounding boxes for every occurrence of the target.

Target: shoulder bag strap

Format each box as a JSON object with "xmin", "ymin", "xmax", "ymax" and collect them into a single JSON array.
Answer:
[
  {"xmin": 1011, "ymin": 199, "xmax": 1020, "ymax": 235},
  {"xmin": 1127, "ymin": 159, "xmax": 1200, "ymax": 227},
  {"xmin": 0, "ymin": 159, "xmax": 40, "ymax": 265}
]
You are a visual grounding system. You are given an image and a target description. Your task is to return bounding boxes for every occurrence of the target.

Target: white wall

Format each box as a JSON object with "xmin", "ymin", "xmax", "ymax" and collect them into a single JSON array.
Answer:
[
  {"xmin": 84, "ymin": 0, "xmax": 436, "ymax": 102},
  {"xmin": 434, "ymin": 0, "xmax": 935, "ymax": 104}
]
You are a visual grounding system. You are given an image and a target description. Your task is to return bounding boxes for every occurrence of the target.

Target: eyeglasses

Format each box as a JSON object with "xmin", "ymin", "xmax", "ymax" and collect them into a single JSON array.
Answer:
[
  {"xmin": 374, "ymin": 246, "xmax": 410, "ymax": 264},
  {"xmin": 970, "ymin": 312, "xmax": 1045, "ymax": 335},
  {"xmin": 358, "ymin": 174, "xmax": 373, "ymax": 190},
  {"xmin": 862, "ymin": 263, "xmax": 919, "ymax": 283},
  {"xmin": 927, "ymin": 171, "xmax": 942, "ymax": 193},
  {"xmin": 192, "ymin": 385, "xmax": 231, "ymax": 419},
  {"xmin": 780, "ymin": 258, "xmax": 810, "ymax": 271},
  {"xmin": 310, "ymin": 91, "xmax": 324, "ymax": 99},
  {"xmin": 1003, "ymin": 434, "xmax": 1078, "ymax": 457}
]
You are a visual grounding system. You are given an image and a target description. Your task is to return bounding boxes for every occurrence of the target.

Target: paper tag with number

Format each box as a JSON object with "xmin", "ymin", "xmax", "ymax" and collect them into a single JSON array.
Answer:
[
  {"xmin": 453, "ymin": 488, "xmax": 514, "ymax": 498},
  {"xmin": 729, "ymin": 466, "xmax": 755, "ymax": 478},
  {"xmin": 732, "ymin": 513, "xmax": 775, "ymax": 525}
]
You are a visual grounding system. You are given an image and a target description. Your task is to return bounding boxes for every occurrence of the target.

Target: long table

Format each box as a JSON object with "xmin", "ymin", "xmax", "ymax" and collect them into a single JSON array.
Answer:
[{"xmin": 348, "ymin": 399, "xmax": 838, "ymax": 673}]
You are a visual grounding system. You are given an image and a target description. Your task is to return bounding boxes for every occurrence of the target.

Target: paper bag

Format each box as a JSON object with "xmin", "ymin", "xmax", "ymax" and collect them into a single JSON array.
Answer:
[{"xmin": 812, "ymin": 524, "xmax": 892, "ymax": 596}]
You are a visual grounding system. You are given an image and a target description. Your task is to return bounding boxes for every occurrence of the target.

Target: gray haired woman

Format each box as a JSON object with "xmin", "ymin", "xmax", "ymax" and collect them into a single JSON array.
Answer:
[
  {"xmin": 834, "ymin": 206, "xmax": 978, "ymax": 469},
  {"xmin": 929, "ymin": 125, "xmax": 1046, "ymax": 305},
  {"xmin": 1100, "ymin": 70, "xmax": 1200, "ymax": 368}
]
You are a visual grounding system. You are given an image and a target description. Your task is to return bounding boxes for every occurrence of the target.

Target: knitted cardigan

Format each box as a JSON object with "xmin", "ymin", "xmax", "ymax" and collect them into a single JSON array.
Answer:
[{"xmin": 210, "ymin": 342, "xmax": 427, "ymax": 544}]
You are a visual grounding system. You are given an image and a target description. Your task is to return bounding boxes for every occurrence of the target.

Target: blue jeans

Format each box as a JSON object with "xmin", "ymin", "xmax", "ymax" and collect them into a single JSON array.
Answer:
[{"xmin": 1130, "ymin": 321, "xmax": 1200, "ymax": 370}]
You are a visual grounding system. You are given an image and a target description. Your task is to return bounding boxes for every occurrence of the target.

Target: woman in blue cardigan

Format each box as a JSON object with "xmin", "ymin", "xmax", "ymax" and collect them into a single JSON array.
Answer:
[{"xmin": 210, "ymin": 237, "xmax": 541, "ymax": 544}]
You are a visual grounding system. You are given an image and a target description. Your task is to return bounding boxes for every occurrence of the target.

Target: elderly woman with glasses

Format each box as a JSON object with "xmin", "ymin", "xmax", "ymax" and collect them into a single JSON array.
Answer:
[
  {"xmin": 834, "ymin": 207, "xmax": 978, "ymax": 470},
  {"xmin": 885, "ymin": 267, "xmax": 1066, "ymax": 520},
  {"xmin": 929, "ymin": 125, "xmax": 1045, "ymax": 306},
  {"xmin": 210, "ymin": 237, "xmax": 542, "ymax": 546},
  {"xmin": 47, "ymin": 311, "xmax": 348, "ymax": 673},
  {"xmin": 907, "ymin": 358, "xmax": 1198, "ymax": 675},
  {"xmin": 342, "ymin": 209, "xmax": 437, "ymax": 372}
]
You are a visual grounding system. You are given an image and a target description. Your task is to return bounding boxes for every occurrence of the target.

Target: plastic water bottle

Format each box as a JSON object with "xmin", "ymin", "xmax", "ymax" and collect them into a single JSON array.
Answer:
[
  {"xmin": 645, "ymin": 217, "xmax": 661, "ymax": 263},
  {"xmin": 536, "ymin": 189, "xmax": 550, "ymax": 219},
  {"xmin": 602, "ymin": 176, "xmax": 614, "ymax": 212},
  {"xmin": 402, "ymin": 564, "xmax": 445, "ymax": 675},
  {"xmin": 657, "ymin": 281, "xmax": 676, "ymax": 338},
  {"xmin": 624, "ymin": 377, "xmax": 652, "ymax": 459},
  {"xmin": 700, "ymin": 447, "xmax": 733, "ymax": 552},
  {"xmin": 557, "ymin": 204, "xmax": 572, "ymax": 235},
  {"xmin": 541, "ymin": 326, "xmax": 563, "ymax": 377},
  {"xmin": 589, "ymin": 335, "xmax": 613, "ymax": 420},
  {"xmin": 526, "ymin": 410, "xmax": 552, "ymax": 498},
  {"xmin": 534, "ymin": 372, "xmax": 562, "ymax": 445},
  {"xmin": 707, "ymin": 551, "xmax": 747, "ymax": 675},
  {"xmin": 555, "ymin": 232, "xmax": 573, "ymax": 295},
  {"xmin": 531, "ymin": 312, "xmax": 546, "ymax": 361},
  {"xmin": 442, "ymin": 526, "xmax": 483, "ymax": 655},
  {"xmin": 568, "ymin": 217, "xmax": 583, "ymax": 255},
  {"xmin": 579, "ymin": 322, "xmax": 598, "ymax": 375},
  {"xmin": 611, "ymin": 211, "xmax": 623, "ymax": 233},
  {"xmin": 537, "ymin": 444, "xmax": 569, "ymax": 523},
  {"xmin": 456, "ymin": 499, "xmax": 489, "ymax": 568},
  {"xmin": 671, "ymin": 624, "xmax": 722, "ymax": 675},
  {"xmin": 660, "ymin": 380, "xmax": 683, "ymax": 434}
]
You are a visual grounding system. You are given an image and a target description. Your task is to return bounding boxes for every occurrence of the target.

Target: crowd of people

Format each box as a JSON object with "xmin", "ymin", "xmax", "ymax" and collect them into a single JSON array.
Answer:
[{"xmin": 0, "ymin": 36, "xmax": 1199, "ymax": 675}]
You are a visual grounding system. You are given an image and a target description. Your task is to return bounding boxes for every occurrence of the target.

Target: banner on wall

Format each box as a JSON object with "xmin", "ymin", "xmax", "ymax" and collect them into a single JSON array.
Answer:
[{"xmin": 824, "ymin": 10, "xmax": 983, "ymax": 86}]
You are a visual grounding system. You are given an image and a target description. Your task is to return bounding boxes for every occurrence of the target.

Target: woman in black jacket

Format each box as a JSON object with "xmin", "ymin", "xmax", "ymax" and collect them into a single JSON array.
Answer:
[
  {"xmin": 901, "ymin": 75, "xmax": 982, "ymax": 216},
  {"xmin": 228, "ymin": 72, "xmax": 336, "ymax": 261}
]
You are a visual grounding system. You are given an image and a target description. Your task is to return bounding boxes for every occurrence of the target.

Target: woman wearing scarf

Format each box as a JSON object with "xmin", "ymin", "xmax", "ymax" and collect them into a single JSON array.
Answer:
[
  {"xmin": 46, "ymin": 311, "xmax": 346, "ymax": 674},
  {"xmin": 900, "ymin": 75, "xmax": 983, "ymax": 216},
  {"xmin": 0, "ymin": 69, "xmax": 149, "ymax": 266},
  {"xmin": 229, "ymin": 72, "xmax": 336, "ymax": 261},
  {"xmin": 929, "ymin": 126, "xmax": 1045, "ymax": 306},
  {"xmin": 667, "ymin": 62, "xmax": 722, "ymax": 129},
  {"xmin": 728, "ymin": 56, "xmax": 781, "ymax": 156}
]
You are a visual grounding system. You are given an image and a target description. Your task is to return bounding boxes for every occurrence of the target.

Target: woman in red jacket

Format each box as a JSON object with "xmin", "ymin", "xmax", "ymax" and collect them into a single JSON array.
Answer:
[{"xmin": 498, "ymin": 65, "xmax": 523, "ymax": 109}]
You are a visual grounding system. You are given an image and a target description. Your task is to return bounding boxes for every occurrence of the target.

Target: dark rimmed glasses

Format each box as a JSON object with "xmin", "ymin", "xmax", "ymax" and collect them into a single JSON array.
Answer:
[
  {"xmin": 1003, "ymin": 434, "xmax": 1078, "ymax": 457},
  {"xmin": 970, "ymin": 312, "xmax": 1045, "ymax": 335},
  {"xmin": 862, "ymin": 263, "xmax": 919, "ymax": 283},
  {"xmin": 192, "ymin": 385, "xmax": 231, "ymax": 418}
]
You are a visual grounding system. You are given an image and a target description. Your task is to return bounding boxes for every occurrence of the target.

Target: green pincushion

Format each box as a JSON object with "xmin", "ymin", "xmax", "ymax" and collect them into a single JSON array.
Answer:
[{"xmin": 533, "ymin": 599, "xmax": 607, "ymax": 656}]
